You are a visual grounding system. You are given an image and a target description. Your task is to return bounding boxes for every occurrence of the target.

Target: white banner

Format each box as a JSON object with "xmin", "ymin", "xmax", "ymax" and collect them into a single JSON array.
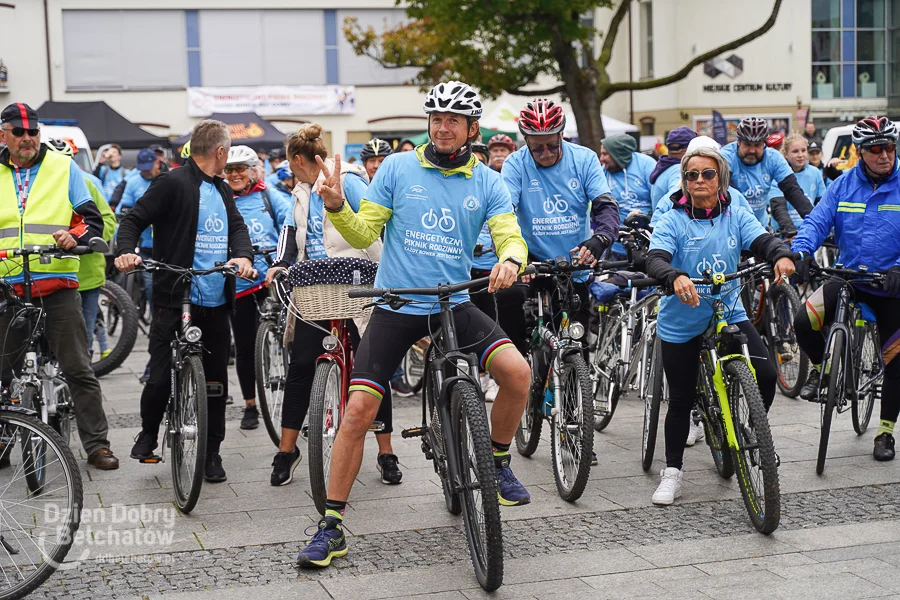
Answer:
[{"xmin": 187, "ymin": 86, "xmax": 356, "ymax": 117}]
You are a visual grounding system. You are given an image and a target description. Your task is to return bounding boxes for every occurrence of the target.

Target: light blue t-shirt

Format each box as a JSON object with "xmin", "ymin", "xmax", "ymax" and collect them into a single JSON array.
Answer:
[
  {"xmin": 721, "ymin": 142, "xmax": 793, "ymax": 225},
  {"xmin": 98, "ymin": 165, "xmax": 127, "ymax": 198},
  {"xmin": 364, "ymin": 152, "xmax": 514, "ymax": 314},
  {"xmin": 117, "ymin": 175, "xmax": 154, "ymax": 250},
  {"xmin": 502, "ymin": 141, "xmax": 610, "ymax": 262},
  {"xmin": 769, "ymin": 164, "xmax": 827, "ymax": 230},
  {"xmin": 191, "ymin": 181, "xmax": 229, "ymax": 307},
  {"xmin": 604, "ymin": 152, "xmax": 657, "ymax": 254},
  {"xmin": 235, "ymin": 188, "xmax": 292, "ymax": 294},
  {"xmin": 472, "ymin": 223, "xmax": 497, "ymax": 270},
  {"xmin": 302, "ymin": 172, "xmax": 367, "ymax": 260},
  {"xmin": 649, "ymin": 187, "xmax": 753, "ymax": 229},
  {"xmin": 650, "ymin": 163, "xmax": 681, "ymax": 208},
  {"xmin": 650, "ymin": 204, "xmax": 767, "ymax": 343}
]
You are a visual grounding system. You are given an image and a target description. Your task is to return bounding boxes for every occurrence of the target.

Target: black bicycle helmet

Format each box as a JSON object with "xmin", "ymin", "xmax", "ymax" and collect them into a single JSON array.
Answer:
[
  {"xmin": 735, "ymin": 117, "xmax": 769, "ymax": 142},
  {"xmin": 359, "ymin": 138, "xmax": 393, "ymax": 162}
]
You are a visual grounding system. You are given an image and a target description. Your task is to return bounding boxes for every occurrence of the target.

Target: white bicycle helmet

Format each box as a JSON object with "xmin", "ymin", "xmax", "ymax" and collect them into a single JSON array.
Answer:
[
  {"xmin": 227, "ymin": 145, "xmax": 259, "ymax": 167},
  {"xmin": 423, "ymin": 81, "xmax": 483, "ymax": 118},
  {"xmin": 45, "ymin": 139, "xmax": 75, "ymax": 157}
]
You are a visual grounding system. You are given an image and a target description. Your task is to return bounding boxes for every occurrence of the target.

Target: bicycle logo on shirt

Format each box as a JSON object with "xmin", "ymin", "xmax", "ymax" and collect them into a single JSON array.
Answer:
[
  {"xmin": 421, "ymin": 207, "xmax": 456, "ymax": 233},
  {"xmin": 248, "ymin": 218, "xmax": 266, "ymax": 236},
  {"xmin": 310, "ymin": 216, "xmax": 324, "ymax": 236},
  {"xmin": 204, "ymin": 212, "xmax": 225, "ymax": 233},
  {"xmin": 697, "ymin": 254, "xmax": 727, "ymax": 276},
  {"xmin": 542, "ymin": 194, "xmax": 569, "ymax": 215}
]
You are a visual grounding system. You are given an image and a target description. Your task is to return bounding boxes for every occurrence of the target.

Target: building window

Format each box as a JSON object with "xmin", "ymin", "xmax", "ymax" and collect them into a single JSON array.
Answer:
[
  {"xmin": 812, "ymin": 0, "xmax": 887, "ymax": 99},
  {"xmin": 580, "ymin": 12, "xmax": 594, "ymax": 69},
  {"xmin": 62, "ymin": 10, "xmax": 187, "ymax": 91},
  {"xmin": 640, "ymin": 116, "xmax": 655, "ymax": 136},
  {"xmin": 639, "ymin": 1, "xmax": 654, "ymax": 79}
]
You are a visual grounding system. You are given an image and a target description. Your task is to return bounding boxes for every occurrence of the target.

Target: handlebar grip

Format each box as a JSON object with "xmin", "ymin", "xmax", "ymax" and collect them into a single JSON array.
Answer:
[
  {"xmin": 627, "ymin": 277, "xmax": 660, "ymax": 289},
  {"xmin": 521, "ymin": 264, "xmax": 537, "ymax": 277},
  {"xmin": 596, "ymin": 260, "xmax": 631, "ymax": 270},
  {"xmin": 348, "ymin": 287, "xmax": 384, "ymax": 299}
]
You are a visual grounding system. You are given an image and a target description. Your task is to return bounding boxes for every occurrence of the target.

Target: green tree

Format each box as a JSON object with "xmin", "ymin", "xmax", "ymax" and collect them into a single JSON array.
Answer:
[{"xmin": 345, "ymin": 0, "xmax": 783, "ymax": 152}]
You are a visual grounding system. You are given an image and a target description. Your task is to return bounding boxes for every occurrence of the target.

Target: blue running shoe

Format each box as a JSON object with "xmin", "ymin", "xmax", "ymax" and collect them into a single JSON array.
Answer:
[
  {"xmin": 495, "ymin": 453, "xmax": 531, "ymax": 506},
  {"xmin": 297, "ymin": 517, "xmax": 348, "ymax": 568}
]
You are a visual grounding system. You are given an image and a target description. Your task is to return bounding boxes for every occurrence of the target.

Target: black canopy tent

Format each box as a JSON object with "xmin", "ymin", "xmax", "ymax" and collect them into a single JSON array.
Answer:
[
  {"xmin": 36, "ymin": 101, "xmax": 166, "ymax": 149},
  {"xmin": 171, "ymin": 112, "xmax": 287, "ymax": 155}
]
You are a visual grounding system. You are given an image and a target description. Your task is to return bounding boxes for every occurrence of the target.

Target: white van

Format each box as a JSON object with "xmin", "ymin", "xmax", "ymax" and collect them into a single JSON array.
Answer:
[{"xmin": 39, "ymin": 124, "xmax": 93, "ymax": 173}]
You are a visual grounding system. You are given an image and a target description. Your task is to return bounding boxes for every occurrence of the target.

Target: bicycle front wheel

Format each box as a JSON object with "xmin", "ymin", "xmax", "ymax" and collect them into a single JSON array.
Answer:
[
  {"xmin": 592, "ymin": 333, "xmax": 621, "ymax": 432},
  {"xmin": 255, "ymin": 319, "xmax": 288, "ymax": 447},
  {"xmin": 91, "ymin": 282, "xmax": 139, "ymax": 377},
  {"xmin": 818, "ymin": 330, "xmax": 845, "ymax": 475},
  {"xmin": 642, "ymin": 336, "xmax": 664, "ymax": 472},
  {"xmin": 19, "ymin": 386, "xmax": 47, "ymax": 495},
  {"xmin": 852, "ymin": 323, "xmax": 880, "ymax": 435},
  {"xmin": 515, "ymin": 349, "xmax": 543, "ymax": 457},
  {"xmin": 769, "ymin": 284, "xmax": 809, "ymax": 398},
  {"xmin": 0, "ymin": 409, "xmax": 82, "ymax": 600},
  {"xmin": 551, "ymin": 354, "xmax": 594, "ymax": 501},
  {"xmin": 453, "ymin": 381, "xmax": 503, "ymax": 592},
  {"xmin": 308, "ymin": 360, "xmax": 342, "ymax": 516},
  {"xmin": 171, "ymin": 355, "xmax": 208, "ymax": 513},
  {"xmin": 725, "ymin": 361, "xmax": 780, "ymax": 534}
]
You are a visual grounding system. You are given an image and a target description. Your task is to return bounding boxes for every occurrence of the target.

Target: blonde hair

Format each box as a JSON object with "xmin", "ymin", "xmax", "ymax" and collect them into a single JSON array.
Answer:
[
  {"xmin": 680, "ymin": 146, "xmax": 730, "ymax": 199},
  {"xmin": 782, "ymin": 133, "xmax": 807, "ymax": 155},
  {"xmin": 286, "ymin": 124, "xmax": 328, "ymax": 163}
]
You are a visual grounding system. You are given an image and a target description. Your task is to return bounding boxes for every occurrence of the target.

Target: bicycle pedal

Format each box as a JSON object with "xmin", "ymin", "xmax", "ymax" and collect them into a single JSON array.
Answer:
[
  {"xmin": 368, "ymin": 421, "xmax": 385, "ymax": 432},
  {"xmin": 139, "ymin": 455, "xmax": 163, "ymax": 464},
  {"xmin": 402, "ymin": 427, "xmax": 425, "ymax": 439}
]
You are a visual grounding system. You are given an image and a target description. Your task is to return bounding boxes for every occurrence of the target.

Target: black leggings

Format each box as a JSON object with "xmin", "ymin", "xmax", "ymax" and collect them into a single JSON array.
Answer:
[
  {"xmin": 661, "ymin": 320, "xmax": 776, "ymax": 470},
  {"xmin": 229, "ymin": 289, "xmax": 267, "ymax": 401},
  {"xmin": 794, "ymin": 281, "xmax": 900, "ymax": 425},
  {"xmin": 281, "ymin": 318, "xmax": 393, "ymax": 434},
  {"xmin": 469, "ymin": 268, "xmax": 529, "ymax": 356}
]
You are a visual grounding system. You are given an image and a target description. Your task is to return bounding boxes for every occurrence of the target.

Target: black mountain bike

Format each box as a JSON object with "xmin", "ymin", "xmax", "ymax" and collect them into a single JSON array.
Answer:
[{"xmin": 349, "ymin": 271, "xmax": 526, "ymax": 592}]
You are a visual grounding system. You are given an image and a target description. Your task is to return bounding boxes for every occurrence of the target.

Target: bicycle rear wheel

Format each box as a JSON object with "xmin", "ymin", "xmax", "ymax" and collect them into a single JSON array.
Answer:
[
  {"xmin": 592, "ymin": 332, "xmax": 621, "ymax": 432},
  {"xmin": 0, "ymin": 409, "xmax": 82, "ymax": 600},
  {"xmin": 725, "ymin": 361, "xmax": 780, "ymax": 534},
  {"xmin": 18, "ymin": 387, "xmax": 47, "ymax": 495},
  {"xmin": 852, "ymin": 323, "xmax": 880, "ymax": 435},
  {"xmin": 402, "ymin": 341, "xmax": 427, "ymax": 393},
  {"xmin": 515, "ymin": 348, "xmax": 543, "ymax": 457},
  {"xmin": 171, "ymin": 355, "xmax": 208, "ymax": 513},
  {"xmin": 453, "ymin": 381, "xmax": 503, "ymax": 592},
  {"xmin": 697, "ymin": 362, "xmax": 734, "ymax": 479},
  {"xmin": 308, "ymin": 360, "xmax": 342, "ymax": 516},
  {"xmin": 769, "ymin": 284, "xmax": 809, "ymax": 398},
  {"xmin": 423, "ymin": 349, "xmax": 461, "ymax": 515},
  {"xmin": 642, "ymin": 336, "xmax": 664, "ymax": 472},
  {"xmin": 91, "ymin": 281, "xmax": 139, "ymax": 378},
  {"xmin": 256, "ymin": 319, "xmax": 288, "ymax": 447},
  {"xmin": 551, "ymin": 354, "xmax": 594, "ymax": 501},
  {"xmin": 818, "ymin": 330, "xmax": 845, "ymax": 475}
]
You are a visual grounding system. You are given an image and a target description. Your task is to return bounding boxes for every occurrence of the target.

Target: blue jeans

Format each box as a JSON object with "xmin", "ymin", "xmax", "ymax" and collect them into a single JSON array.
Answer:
[{"xmin": 80, "ymin": 287, "xmax": 101, "ymax": 356}]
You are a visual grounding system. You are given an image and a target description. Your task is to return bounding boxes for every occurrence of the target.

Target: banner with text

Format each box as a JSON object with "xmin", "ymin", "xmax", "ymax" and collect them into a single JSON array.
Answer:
[{"xmin": 187, "ymin": 86, "xmax": 356, "ymax": 117}]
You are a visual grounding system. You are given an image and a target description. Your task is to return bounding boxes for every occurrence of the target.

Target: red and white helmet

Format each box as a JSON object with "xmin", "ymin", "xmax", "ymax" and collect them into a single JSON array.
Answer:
[
  {"xmin": 487, "ymin": 134, "xmax": 515, "ymax": 151},
  {"xmin": 518, "ymin": 99, "xmax": 566, "ymax": 136},
  {"xmin": 852, "ymin": 116, "xmax": 899, "ymax": 147}
]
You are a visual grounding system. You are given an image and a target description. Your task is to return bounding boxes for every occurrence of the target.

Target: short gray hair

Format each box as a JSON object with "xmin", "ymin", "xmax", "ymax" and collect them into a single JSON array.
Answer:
[
  {"xmin": 680, "ymin": 146, "xmax": 730, "ymax": 200},
  {"xmin": 190, "ymin": 120, "xmax": 230, "ymax": 157}
]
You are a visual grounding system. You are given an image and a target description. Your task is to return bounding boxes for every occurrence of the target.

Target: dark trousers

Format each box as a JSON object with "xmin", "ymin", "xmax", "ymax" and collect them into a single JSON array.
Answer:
[
  {"xmin": 142, "ymin": 304, "xmax": 231, "ymax": 454},
  {"xmin": 0, "ymin": 288, "xmax": 110, "ymax": 454},
  {"xmin": 795, "ymin": 281, "xmax": 900, "ymax": 424},
  {"xmin": 229, "ymin": 289, "xmax": 266, "ymax": 401},
  {"xmin": 282, "ymin": 318, "xmax": 393, "ymax": 433},
  {"xmin": 660, "ymin": 320, "xmax": 776, "ymax": 470},
  {"xmin": 469, "ymin": 268, "xmax": 530, "ymax": 356}
]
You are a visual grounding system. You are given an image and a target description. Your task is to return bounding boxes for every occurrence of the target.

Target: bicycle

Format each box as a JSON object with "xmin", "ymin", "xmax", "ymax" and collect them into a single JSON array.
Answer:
[
  {"xmin": 350, "ymin": 270, "xmax": 526, "ymax": 592},
  {"xmin": 805, "ymin": 263, "xmax": 884, "ymax": 475},
  {"xmin": 514, "ymin": 259, "xmax": 594, "ymax": 501},
  {"xmin": 134, "ymin": 259, "xmax": 239, "ymax": 513},
  {"xmin": 89, "ymin": 280, "xmax": 139, "ymax": 378},
  {"xmin": 633, "ymin": 260, "xmax": 782, "ymax": 534}
]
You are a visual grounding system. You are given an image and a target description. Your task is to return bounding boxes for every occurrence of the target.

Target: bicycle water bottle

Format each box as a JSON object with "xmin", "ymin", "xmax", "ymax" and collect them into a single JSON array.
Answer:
[{"xmin": 542, "ymin": 373, "xmax": 554, "ymax": 418}]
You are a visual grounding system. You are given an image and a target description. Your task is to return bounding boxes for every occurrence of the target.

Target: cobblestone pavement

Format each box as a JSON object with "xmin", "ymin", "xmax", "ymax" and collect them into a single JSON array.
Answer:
[{"xmin": 18, "ymin": 335, "xmax": 900, "ymax": 599}]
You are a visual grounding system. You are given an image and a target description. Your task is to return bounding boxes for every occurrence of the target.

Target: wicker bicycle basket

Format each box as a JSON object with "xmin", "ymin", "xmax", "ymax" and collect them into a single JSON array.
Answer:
[{"xmin": 288, "ymin": 257, "xmax": 378, "ymax": 321}]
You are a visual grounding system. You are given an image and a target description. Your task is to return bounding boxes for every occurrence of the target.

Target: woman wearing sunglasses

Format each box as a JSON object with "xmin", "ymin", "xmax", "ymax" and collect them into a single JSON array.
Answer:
[{"xmin": 644, "ymin": 145, "xmax": 795, "ymax": 506}]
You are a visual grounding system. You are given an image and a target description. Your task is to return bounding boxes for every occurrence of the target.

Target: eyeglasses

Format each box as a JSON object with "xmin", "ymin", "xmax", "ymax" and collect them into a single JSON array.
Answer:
[
  {"xmin": 863, "ymin": 143, "xmax": 896, "ymax": 155},
  {"xmin": 683, "ymin": 168, "xmax": 718, "ymax": 182},
  {"xmin": 528, "ymin": 143, "xmax": 561, "ymax": 155},
  {"xmin": 4, "ymin": 126, "xmax": 40, "ymax": 138},
  {"xmin": 224, "ymin": 165, "xmax": 249, "ymax": 174}
]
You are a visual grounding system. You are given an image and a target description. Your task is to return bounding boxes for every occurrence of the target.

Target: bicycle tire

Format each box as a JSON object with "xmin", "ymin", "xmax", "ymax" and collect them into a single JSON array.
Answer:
[
  {"xmin": 697, "ymin": 363, "xmax": 734, "ymax": 479},
  {"xmin": 255, "ymin": 319, "xmax": 287, "ymax": 447},
  {"xmin": 818, "ymin": 330, "xmax": 845, "ymax": 475},
  {"xmin": 308, "ymin": 360, "xmax": 342, "ymax": 516},
  {"xmin": 852, "ymin": 323, "xmax": 880, "ymax": 435},
  {"xmin": 402, "ymin": 343, "xmax": 427, "ymax": 394},
  {"xmin": 19, "ymin": 387, "xmax": 47, "ymax": 495},
  {"xmin": 48, "ymin": 382, "xmax": 73, "ymax": 446},
  {"xmin": 725, "ymin": 361, "xmax": 781, "ymax": 534},
  {"xmin": 171, "ymin": 354, "xmax": 208, "ymax": 513},
  {"xmin": 592, "ymin": 332, "xmax": 621, "ymax": 432},
  {"xmin": 91, "ymin": 281, "xmax": 139, "ymax": 378},
  {"xmin": 769, "ymin": 284, "xmax": 809, "ymax": 398},
  {"xmin": 423, "ymin": 346, "xmax": 461, "ymax": 515},
  {"xmin": 453, "ymin": 381, "xmax": 503, "ymax": 592},
  {"xmin": 0, "ymin": 409, "xmax": 82, "ymax": 600},
  {"xmin": 515, "ymin": 349, "xmax": 543, "ymax": 457},
  {"xmin": 642, "ymin": 336, "xmax": 664, "ymax": 472},
  {"xmin": 551, "ymin": 354, "xmax": 594, "ymax": 501}
]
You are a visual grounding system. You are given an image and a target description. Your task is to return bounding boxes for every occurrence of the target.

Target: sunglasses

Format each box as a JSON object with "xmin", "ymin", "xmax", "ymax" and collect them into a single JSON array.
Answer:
[
  {"xmin": 863, "ymin": 143, "xmax": 896, "ymax": 155},
  {"xmin": 529, "ymin": 143, "xmax": 561, "ymax": 155},
  {"xmin": 684, "ymin": 168, "xmax": 718, "ymax": 182},
  {"xmin": 5, "ymin": 126, "xmax": 40, "ymax": 138},
  {"xmin": 666, "ymin": 143, "xmax": 685, "ymax": 152},
  {"xmin": 224, "ymin": 165, "xmax": 250, "ymax": 174}
]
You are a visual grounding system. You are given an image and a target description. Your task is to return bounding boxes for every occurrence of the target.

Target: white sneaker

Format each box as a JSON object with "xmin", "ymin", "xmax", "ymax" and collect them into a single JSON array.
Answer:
[
  {"xmin": 480, "ymin": 374, "xmax": 499, "ymax": 402},
  {"xmin": 651, "ymin": 467, "xmax": 683, "ymax": 505},
  {"xmin": 686, "ymin": 417, "xmax": 705, "ymax": 447}
]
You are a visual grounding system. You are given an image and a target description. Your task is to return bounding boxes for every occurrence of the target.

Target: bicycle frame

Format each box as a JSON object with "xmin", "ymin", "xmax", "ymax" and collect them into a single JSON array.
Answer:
[
  {"xmin": 593, "ymin": 289, "xmax": 660, "ymax": 400},
  {"xmin": 530, "ymin": 285, "xmax": 584, "ymax": 417},
  {"xmin": 315, "ymin": 319, "xmax": 354, "ymax": 426}
]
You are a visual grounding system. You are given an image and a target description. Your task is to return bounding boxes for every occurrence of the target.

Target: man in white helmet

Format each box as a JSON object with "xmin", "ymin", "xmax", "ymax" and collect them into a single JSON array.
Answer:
[{"xmin": 295, "ymin": 81, "xmax": 531, "ymax": 569}]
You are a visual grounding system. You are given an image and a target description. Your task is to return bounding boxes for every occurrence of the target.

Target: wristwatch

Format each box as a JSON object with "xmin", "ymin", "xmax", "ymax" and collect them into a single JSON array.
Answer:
[{"xmin": 504, "ymin": 256, "xmax": 523, "ymax": 270}]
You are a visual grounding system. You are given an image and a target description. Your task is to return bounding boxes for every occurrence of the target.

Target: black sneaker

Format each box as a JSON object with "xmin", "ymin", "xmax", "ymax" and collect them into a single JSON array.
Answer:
[
  {"xmin": 204, "ymin": 453, "xmax": 227, "ymax": 482},
  {"xmin": 376, "ymin": 453, "xmax": 403, "ymax": 485},
  {"xmin": 225, "ymin": 396, "xmax": 234, "ymax": 406},
  {"xmin": 271, "ymin": 447, "xmax": 302, "ymax": 486},
  {"xmin": 130, "ymin": 431, "xmax": 158, "ymax": 460},
  {"xmin": 800, "ymin": 369, "xmax": 824, "ymax": 401},
  {"xmin": 240, "ymin": 405, "xmax": 259, "ymax": 430},
  {"xmin": 390, "ymin": 377, "xmax": 414, "ymax": 398},
  {"xmin": 874, "ymin": 433, "xmax": 895, "ymax": 462}
]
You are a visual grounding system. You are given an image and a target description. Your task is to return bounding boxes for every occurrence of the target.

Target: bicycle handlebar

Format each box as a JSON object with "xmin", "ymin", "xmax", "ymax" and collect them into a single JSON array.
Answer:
[
  {"xmin": 618, "ymin": 259, "xmax": 778, "ymax": 294},
  {"xmin": 139, "ymin": 258, "xmax": 240, "ymax": 278},
  {"xmin": 348, "ymin": 265, "xmax": 537, "ymax": 299},
  {"xmin": 0, "ymin": 237, "xmax": 109, "ymax": 259}
]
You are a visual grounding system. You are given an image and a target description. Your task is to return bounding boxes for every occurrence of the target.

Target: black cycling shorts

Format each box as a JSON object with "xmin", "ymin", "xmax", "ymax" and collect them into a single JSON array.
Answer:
[{"xmin": 349, "ymin": 302, "xmax": 515, "ymax": 401}]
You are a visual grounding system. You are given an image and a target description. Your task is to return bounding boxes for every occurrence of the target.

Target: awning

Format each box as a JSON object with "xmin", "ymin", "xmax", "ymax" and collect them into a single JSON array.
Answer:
[
  {"xmin": 36, "ymin": 101, "xmax": 166, "ymax": 149},
  {"xmin": 171, "ymin": 112, "xmax": 287, "ymax": 154}
]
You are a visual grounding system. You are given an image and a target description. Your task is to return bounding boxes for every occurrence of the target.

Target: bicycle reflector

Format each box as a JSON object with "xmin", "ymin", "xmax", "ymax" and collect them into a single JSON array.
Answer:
[
  {"xmin": 322, "ymin": 335, "xmax": 338, "ymax": 351},
  {"xmin": 185, "ymin": 326, "xmax": 203, "ymax": 343}
]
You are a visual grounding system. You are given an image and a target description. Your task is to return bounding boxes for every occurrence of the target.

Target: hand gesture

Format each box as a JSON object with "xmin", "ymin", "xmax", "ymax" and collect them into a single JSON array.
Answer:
[{"xmin": 315, "ymin": 155, "xmax": 343, "ymax": 211}]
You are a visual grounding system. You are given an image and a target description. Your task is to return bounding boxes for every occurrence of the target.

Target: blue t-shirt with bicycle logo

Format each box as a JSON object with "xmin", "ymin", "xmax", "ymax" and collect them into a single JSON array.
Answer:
[
  {"xmin": 721, "ymin": 142, "xmax": 793, "ymax": 226},
  {"xmin": 363, "ymin": 151, "xmax": 514, "ymax": 315},
  {"xmin": 234, "ymin": 189, "xmax": 292, "ymax": 294},
  {"xmin": 603, "ymin": 151, "xmax": 656, "ymax": 254},
  {"xmin": 650, "ymin": 204, "xmax": 767, "ymax": 343},
  {"xmin": 192, "ymin": 181, "xmax": 229, "ymax": 307},
  {"xmin": 768, "ymin": 164, "xmax": 826, "ymax": 231}
]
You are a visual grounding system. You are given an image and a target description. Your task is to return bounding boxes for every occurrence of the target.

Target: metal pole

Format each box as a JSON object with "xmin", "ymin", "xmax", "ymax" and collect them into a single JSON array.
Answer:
[
  {"xmin": 628, "ymin": 3, "xmax": 634, "ymax": 125},
  {"xmin": 43, "ymin": 0, "xmax": 53, "ymax": 101}
]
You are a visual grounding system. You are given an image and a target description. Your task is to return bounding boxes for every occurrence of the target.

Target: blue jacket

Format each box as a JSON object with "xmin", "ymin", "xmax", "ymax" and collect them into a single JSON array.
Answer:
[
  {"xmin": 233, "ymin": 183, "xmax": 292, "ymax": 295},
  {"xmin": 793, "ymin": 161, "xmax": 900, "ymax": 278}
]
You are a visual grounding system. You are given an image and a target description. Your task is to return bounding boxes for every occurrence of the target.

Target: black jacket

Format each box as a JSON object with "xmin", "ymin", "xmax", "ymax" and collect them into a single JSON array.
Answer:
[{"xmin": 116, "ymin": 158, "xmax": 253, "ymax": 310}]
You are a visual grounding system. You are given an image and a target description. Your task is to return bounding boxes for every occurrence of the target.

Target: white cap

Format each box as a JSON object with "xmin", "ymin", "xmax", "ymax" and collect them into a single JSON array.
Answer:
[{"xmin": 686, "ymin": 136, "xmax": 721, "ymax": 153}]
